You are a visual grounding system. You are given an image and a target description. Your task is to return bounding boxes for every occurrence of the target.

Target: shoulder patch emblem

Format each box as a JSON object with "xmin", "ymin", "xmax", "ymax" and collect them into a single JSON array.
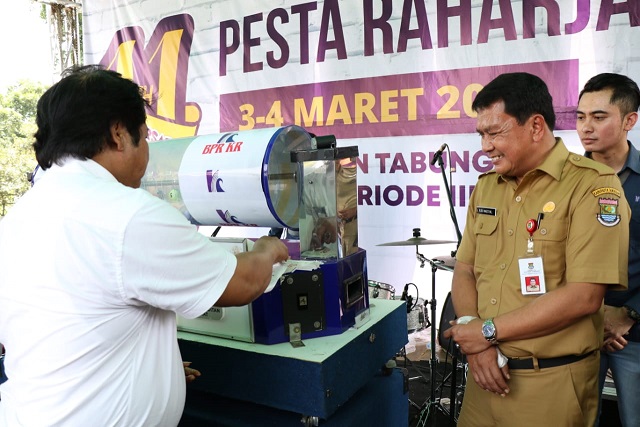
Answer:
[
  {"xmin": 597, "ymin": 198, "xmax": 621, "ymax": 226},
  {"xmin": 592, "ymin": 187, "xmax": 621, "ymax": 198}
]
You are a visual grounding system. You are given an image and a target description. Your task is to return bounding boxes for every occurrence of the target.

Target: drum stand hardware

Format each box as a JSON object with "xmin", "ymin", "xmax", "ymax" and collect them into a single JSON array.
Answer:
[
  {"xmin": 300, "ymin": 415, "xmax": 319, "ymax": 426},
  {"xmin": 435, "ymin": 350, "xmax": 467, "ymax": 425},
  {"xmin": 436, "ymin": 291, "xmax": 468, "ymax": 426},
  {"xmin": 413, "ymin": 249, "xmax": 451, "ymax": 426}
]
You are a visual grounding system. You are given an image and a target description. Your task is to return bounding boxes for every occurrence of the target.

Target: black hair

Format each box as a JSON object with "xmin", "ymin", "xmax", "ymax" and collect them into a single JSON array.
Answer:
[
  {"xmin": 472, "ymin": 72, "xmax": 556, "ymax": 131},
  {"xmin": 33, "ymin": 65, "xmax": 150, "ymax": 169},
  {"xmin": 579, "ymin": 73, "xmax": 640, "ymax": 116}
]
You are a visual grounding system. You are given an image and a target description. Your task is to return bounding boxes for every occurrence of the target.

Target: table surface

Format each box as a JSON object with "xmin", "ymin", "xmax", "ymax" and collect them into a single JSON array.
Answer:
[{"xmin": 178, "ymin": 298, "xmax": 405, "ymax": 362}]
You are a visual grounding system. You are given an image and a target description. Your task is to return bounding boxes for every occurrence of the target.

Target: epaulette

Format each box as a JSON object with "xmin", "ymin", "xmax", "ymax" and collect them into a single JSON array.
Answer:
[{"xmin": 568, "ymin": 153, "xmax": 616, "ymax": 176}]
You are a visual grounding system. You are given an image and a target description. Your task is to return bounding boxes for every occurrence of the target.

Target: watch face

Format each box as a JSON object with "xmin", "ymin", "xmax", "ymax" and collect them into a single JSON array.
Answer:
[{"xmin": 482, "ymin": 322, "xmax": 495, "ymax": 338}]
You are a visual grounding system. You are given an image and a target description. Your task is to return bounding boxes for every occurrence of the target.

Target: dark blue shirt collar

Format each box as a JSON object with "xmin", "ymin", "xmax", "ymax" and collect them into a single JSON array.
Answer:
[
  {"xmin": 623, "ymin": 141, "xmax": 640, "ymax": 175},
  {"xmin": 585, "ymin": 141, "xmax": 640, "ymax": 176}
]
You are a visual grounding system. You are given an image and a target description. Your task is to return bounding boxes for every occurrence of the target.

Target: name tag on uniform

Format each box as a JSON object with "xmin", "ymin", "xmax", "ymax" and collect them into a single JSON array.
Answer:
[{"xmin": 477, "ymin": 206, "xmax": 496, "ymax": 216}]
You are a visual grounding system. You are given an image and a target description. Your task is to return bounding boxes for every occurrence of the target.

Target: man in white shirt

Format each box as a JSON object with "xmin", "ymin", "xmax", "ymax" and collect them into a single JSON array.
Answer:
[{"xmin": 0, "ymin": 65, "xmax": 288, "ymax": 426}]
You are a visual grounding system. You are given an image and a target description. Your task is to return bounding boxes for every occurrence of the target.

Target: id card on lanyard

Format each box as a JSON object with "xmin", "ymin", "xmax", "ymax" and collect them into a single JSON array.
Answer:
[{"xmin": 518, "ymin": 211, "xmax": 549, "ymax": 295}]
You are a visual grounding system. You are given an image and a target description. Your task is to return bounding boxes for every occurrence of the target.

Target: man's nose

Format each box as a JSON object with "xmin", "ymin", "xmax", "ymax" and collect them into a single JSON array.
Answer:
[
  {"xmin": 579, "ymin": 118, "xmax": 593, "ymax": 133},
  {"xmin": 481, "ymin": 135, "xmax": 493, "ymax": 151}
]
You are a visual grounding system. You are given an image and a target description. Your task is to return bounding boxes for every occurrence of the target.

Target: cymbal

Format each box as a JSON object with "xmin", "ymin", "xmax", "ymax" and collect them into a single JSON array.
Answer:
[
  {"xmin": 432, "ymin": 255, "xmax": 456, "ymax": 270},
  {"xmin": 377, "ymin": 237, "xmax": 457, "ymax": 247},
  {"xmin": 433, "ymin": 255, "xmax": 456, "ymax": 267}
]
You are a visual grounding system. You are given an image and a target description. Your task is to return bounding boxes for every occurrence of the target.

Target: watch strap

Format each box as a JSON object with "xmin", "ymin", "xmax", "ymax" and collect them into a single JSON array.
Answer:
[{"xmin": 624, "ymin": 305, "xmax": 640, "ymax": 323}]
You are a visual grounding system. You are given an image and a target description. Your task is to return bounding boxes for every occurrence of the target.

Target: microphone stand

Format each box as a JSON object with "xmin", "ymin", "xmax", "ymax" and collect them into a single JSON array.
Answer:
[
  {"xmin": 434, "ymin": 148, "xmax": 462, "ymax": 256},
  {"xmin": 433, "ymin": 148, "xmax": 464, "ymax": 426}
]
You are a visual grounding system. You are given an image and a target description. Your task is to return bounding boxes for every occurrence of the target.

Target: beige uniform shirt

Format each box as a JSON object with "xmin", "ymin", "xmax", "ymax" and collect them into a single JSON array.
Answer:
[
  {"xmin": 457, "ymin": 138, "xmax": 629, "ymax": 358},
  {"xmin": 336, "ymin": 162, "xmax": 358, "ymax": 254}
]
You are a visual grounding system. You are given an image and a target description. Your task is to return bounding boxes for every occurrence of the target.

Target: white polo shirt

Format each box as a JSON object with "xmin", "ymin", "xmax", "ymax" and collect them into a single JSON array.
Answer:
[{"xmin": 0, "ymin": 158, "xmax": 237, "ymax": 426}]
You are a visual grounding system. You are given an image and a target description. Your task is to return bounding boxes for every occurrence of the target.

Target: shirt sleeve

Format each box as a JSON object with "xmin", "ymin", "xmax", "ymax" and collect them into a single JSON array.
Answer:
[
  {"xmin": 120, "ymin": 192, "xmax": 238, "ymax": 319},
  {"xmin": 565, "ymin": 173, "xmax": 629, "ymax": 287}
]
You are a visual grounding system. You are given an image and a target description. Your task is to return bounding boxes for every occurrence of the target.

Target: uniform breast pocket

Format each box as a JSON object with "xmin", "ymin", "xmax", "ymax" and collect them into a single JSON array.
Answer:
[
  {"xmin": 535, "ymin": 219, "xmax": 568, "ymax": 279},
  {"xmin": 473, "ymin": 215, "xmax": 499, "ymax": 270}
]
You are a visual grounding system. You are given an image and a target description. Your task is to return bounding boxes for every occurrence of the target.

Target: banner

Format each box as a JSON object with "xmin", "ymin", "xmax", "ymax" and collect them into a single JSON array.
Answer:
[{"xmin": 83, "ymin": 0, "xmax": 640, "ymax": 306}]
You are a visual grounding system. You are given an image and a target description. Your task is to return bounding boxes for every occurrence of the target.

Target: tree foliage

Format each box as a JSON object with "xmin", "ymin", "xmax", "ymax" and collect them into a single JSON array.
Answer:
[{"xmin": 0, "ymin": 80, "xmax": 48, "ymax": 216}]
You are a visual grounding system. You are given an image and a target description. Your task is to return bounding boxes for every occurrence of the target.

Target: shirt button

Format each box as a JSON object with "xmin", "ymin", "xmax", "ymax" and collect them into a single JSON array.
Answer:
[
  {"xmin": 500, "ymin": 263, "xmax": 506, "ymax": 269},
  {"xmin": 508, "ymin": 229, "xmax": 514, "ymax": 236},
  {"xmin": 490, "ymin": 298, "xmax": 497, "ymax": 305},
  {"xmin": 515, "ymin": 196, "xmax": 522, "ymax": 202},
  {"xmin": 540, "ymin": 228, "xmax": 547, "ymax": 235}
]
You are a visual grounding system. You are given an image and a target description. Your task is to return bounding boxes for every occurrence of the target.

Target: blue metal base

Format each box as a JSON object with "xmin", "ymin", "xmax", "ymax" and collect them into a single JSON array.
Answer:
[
  {"xmin": 177, "ymin": 299, "xmax": 407, "ymax": 419},
  {"xmin": 179, "ymin": 367, "xmax": 408, "ymax": 426}
]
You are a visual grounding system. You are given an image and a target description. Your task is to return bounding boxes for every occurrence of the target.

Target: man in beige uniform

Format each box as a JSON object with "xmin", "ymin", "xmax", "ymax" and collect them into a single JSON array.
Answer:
[{"xmin": 444, "ymin": 72, "xmax": 629, "ymax": 427}]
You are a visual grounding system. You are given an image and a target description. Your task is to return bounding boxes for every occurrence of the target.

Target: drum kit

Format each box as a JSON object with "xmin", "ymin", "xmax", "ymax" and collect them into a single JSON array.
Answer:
[
  {"xmin": 368, "ymin": 281, "xmax": 428, "ymax": 333},
  {"xmin": 370, "ymin": 229, "xmax": 456, "ymax": 334},
  {"xmin": 377, "ymin": 228, "xmax": 456, "ymax": 270},
  {"xmin": 375, "ymin": 227, "xmax": 465, "ymax": 426},
  {"xmin": 367, "ymin": 280, "xmax": 396, "ymax": 300}
]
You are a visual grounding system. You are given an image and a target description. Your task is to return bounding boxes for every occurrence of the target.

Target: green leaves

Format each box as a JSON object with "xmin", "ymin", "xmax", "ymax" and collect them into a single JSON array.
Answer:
[{"xmin": 0, "ymin": 80, "xmax": 48, "ymax": 216}]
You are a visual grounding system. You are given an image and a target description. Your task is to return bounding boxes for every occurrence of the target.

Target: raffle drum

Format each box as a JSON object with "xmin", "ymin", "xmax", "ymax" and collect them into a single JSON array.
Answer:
[
  {"xmin": 141, "ymin": 125, "xmax": 313, "ymax": 228},
  {"xmin": 141, "ymin": 126, "xmax": 370, "ymax": 345}
]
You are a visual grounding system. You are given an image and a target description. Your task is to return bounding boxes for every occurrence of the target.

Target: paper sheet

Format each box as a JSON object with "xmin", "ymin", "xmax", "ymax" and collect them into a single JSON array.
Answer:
[{"xmin": 264, "ymin": 259, "xmax": 323, "ymax": 293}]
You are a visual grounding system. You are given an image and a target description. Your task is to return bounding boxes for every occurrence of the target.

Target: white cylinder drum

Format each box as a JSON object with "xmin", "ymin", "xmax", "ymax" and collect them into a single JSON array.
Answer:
[{"xmin": 141, "ymin": 125, "xmax": 314, "ymax": 228}]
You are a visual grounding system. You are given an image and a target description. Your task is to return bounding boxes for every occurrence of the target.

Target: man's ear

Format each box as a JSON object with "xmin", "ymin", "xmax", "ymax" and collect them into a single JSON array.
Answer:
[
  {"xmin": 624, "ymin": 111, "xmax": 638, "ymax": 132},
  {"xmin": 109, "ymin": 122, "xmax": 127, "ymax": 152},
  {"xmin": 530, "ymin": 114, "xmax": 545, "ymax": 142}
]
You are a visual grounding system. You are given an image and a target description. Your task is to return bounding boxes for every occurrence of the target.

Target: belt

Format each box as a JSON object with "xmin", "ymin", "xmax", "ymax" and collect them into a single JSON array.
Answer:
[{"xmin": 507, "ymin": 352, "xmax": 593, "ymax": 370}]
